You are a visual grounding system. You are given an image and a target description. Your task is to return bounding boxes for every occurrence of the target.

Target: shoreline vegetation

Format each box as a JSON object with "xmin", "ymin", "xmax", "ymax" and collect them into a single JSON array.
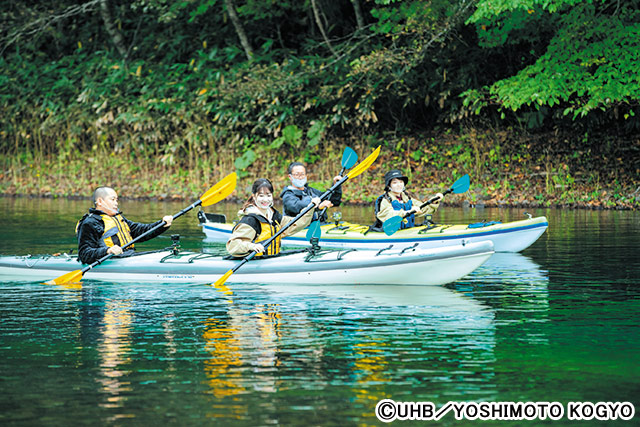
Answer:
[
  {"xmin": 2, "ymin": 1, "xmax": 639, "ymax": 211},
  {"xmin": 2, "ymin": 130, "xmax": 638, "ymax": 210}
]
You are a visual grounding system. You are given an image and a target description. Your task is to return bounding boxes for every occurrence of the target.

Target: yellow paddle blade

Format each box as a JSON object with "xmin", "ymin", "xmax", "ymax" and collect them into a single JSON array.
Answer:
[
  {"xmin": 213, "ymin": 269, "xmax": 234, "ymax": 287},
  {"xmin": 200, "ymin": 172, "xmax": 237, "ymax": 207},
  {"xmin": 44, "ymin": 269, "xmax": 83, "ymax": 286},
  {"xmin": 346, "ymin": 146, "xmax": 381, "ymax": 179},
  {"xmin": 53, "ymin": 282, "xmax": 83, "ymax": 290},
  {"xmin": 213, "ymin": 282, "xmax": 233, "ymax": 296}
]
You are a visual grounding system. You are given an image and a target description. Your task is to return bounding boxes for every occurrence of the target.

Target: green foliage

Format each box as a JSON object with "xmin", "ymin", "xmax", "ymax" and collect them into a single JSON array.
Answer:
[
  {"xmin": 0, "ymin": 0, "xmax": 639, "ymax": 197},
  {"xmin": 470, "ymin": 0, "xmax": 589, "ymax": 21},
  {"xmin": 234, "ymin": 148, "xmax": 257, "ymax": 170},
  {"xmin": 464, "ymin": 0, "xmax": 640, "ymax": 122},
  {"xmin": 307, "ymin": 121, "xmax": 326, "ymax": 147}
]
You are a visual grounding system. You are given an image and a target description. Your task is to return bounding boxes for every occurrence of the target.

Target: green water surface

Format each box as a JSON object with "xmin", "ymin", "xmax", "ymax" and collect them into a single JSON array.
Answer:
[{"xmin": 0, "ymin": 197, "xmax": 638, "ymax": 425}]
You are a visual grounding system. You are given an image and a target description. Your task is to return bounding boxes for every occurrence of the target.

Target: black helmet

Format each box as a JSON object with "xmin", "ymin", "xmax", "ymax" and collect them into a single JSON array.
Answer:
[{"xmin": 384, "ymin": 169, "xmax": 409, "ymax": 189}]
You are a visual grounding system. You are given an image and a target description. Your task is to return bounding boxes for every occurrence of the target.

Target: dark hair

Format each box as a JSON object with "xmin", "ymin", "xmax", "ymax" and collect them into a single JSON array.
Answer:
[
  {"xmin": 252, "ymin": 178, "xmax": 274, "ymax": 194},
  {"xmin": 383, "ymin": 170, "xmax": 415, "ymax": 199},
  {"xmin": 242, "ymin": 178, "xmax": 274, "ymax": 210},
  {"xmin": 287, "ymin": 161, "xmax": 305, "ymax": 175}
]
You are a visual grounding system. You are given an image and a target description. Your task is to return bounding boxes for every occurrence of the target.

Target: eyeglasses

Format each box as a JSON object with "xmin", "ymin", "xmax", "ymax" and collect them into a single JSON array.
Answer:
[{"xmin": 290, "ymin": 173, "xmax": 306, "ymax": 178}]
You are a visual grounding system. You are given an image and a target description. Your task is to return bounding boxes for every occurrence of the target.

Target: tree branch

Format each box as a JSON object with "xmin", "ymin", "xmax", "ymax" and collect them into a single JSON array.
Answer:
[
  {"xmin": 350, "ymin": 0, "xmax": 365, "ymax": 31},
  {"xmin": 1, "ymin": 0, "xmax": 101, "ymax": 55},
  {"xmin": 224, "ymin": 0, "xmax": 254, "ymax": 60},
  {"xmin": 311, "ymin": 0, "xmax": 338, "ymax": 58},
  {"xmin": 99, "ymin": 0, "xmax": 127, "ymax": 58}
]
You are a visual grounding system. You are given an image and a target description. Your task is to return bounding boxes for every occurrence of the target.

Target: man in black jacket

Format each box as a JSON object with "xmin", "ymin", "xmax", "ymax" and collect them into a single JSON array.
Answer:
[
  {"xmin": 279, "ymin": 162, "xmax": 342, "ymax": 222},
  {"xmin": 76, "ymin": 186, "xmax": 173, "ymax": 264}
]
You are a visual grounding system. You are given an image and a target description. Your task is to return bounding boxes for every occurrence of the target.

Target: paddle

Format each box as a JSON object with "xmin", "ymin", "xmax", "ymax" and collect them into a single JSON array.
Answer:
[
  {"xmin": 214, "ymin": 146, "xmax": 381, "ymax": 287},
  {"xmin": 382, "ymin": 174, "xmax": 470, "ymax": 236},
  {"xmin": 306, "ymin": 218, "xmax": 322, "ymax": 241},
  {"xmin": 306, "ymin": 146, "xmax": 358, "ymax": 241},
  {"xmin": 45, "ymin": 172, "xmax": 238, "ymax": 286}
]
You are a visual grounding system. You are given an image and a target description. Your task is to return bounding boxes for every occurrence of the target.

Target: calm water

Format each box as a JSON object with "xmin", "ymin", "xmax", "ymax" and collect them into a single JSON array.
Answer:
[{"xmin": 0, "ymin": 196, "xmax": 638, "ymax": 425}]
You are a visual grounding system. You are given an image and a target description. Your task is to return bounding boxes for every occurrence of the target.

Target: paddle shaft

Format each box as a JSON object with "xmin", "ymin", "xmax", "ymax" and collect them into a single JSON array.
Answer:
[
  {"xmin": 398, "ymin": 189, "xmax": 449, "ymax": 220},
  {"xmin": 416, "ymin": 174, "xmax": 469, "ymax": 213},
  {"xmin": 417, "ymin": 188, "xmax": 452, "ymax": 210},
  {"xmin": 229, "ymin": 174, "xmax": 353, "ymax": 274},
  {"xmin": 382, "ymin": 173, "xmax": 469, "ymax": 236},
  {"xmin": 315, "ymin": 165, "xmax": 347, "ymax": 220},
  {"xmin": 81, "ymin": 199, "xmax": 203, "ymax": 274}
]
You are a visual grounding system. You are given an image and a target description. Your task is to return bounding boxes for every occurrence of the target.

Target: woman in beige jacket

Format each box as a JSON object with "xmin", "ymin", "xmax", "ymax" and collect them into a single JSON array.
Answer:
[
  {"xmin": 372, "ymin": 169, "xmax": 443, "ymax": 231},
  {"xmin": 227, "ymin": 178, "xmax": 318, "ymax": 257}
]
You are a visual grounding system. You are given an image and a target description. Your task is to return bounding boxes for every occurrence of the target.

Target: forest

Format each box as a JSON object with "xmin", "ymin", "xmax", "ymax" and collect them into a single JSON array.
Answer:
[{"xmin": 1, "ymin": 0, "xmax": 639, "ymax": 209}]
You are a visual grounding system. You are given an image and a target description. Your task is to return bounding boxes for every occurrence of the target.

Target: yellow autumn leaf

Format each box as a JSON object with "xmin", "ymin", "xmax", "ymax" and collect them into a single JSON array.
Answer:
[
  {"xmin": 77, "ymin": 41, "xmax": 82, "ymax": 49},
  {"xmin": 198, "ymin": 88, "xmax": 207, "ymax": 96},
  {"xmin": 203, "ymin": 41, "xmax": 207, "ymax": 48},
  {"xmin": 136, "ymin": 65, "xmax": 142, "ymax": 76}
]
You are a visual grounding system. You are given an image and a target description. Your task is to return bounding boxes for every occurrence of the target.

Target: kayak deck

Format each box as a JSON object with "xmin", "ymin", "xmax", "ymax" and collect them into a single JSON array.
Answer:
[
  {"xmin": 0, "ymin": 241, "xmax": 494, "ymax": 286},
  {"xmin": 200, "ymin": 213, "xmax": 548, "ymax": 252}
]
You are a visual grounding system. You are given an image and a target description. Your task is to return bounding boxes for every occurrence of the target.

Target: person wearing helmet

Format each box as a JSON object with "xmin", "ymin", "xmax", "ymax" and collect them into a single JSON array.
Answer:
[{"xmin": 372, "ymin": 169, "xmax": 443, "ymax": 231}]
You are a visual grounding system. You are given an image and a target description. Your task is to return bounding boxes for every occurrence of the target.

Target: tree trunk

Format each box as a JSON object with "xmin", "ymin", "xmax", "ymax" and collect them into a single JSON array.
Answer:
[
  {"xmin": 350, "ymin": 0, "xmax": 365, "ymax": 31},
  {"xmin": 224, "ymin": 0, "xmax": 254, "ymax": 60},
  {"xmin": 99, "ymin": 0, "xmax": 127, "ymax": 58},
  {"xmin": 311, "ymin": 0, "xmax": 337, "ymax": 57}
]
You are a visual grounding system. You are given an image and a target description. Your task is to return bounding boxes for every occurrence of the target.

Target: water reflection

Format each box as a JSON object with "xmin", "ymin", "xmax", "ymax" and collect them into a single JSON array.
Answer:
[
  {"xmin": 2, "ymin": 196, "xmax": 640, "ymax": 424},
  {"xmin": 202, "ymin": 318, "xmax": 244, "ymax": 398},
  {"xmin": 197, "ymin": 282, "xmax": 499, "ymax": 421},
  {"xmin": 162, "ymin": 313, "xmax": 178, "ymax": 372},
  {"xmin": 465, "ymin": 252, "xmax": 549, "ymax": 287},
  {"xmin": 262, "ymin": 283, "xmax": 494, "ymax": 326},
  {"xmin": 453, "ymin": 253, "xmax": 550, "ymax": 344},
  {"xmin": 97, "ymin": 300, "xmax": 134, "ymax": 420}
]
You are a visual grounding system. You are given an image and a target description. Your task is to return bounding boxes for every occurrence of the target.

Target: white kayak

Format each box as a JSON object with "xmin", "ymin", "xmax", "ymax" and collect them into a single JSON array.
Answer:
[
  {"xmin": 199, "ymin": 212, "xmax": 548, "ymax": 252},
  {"xmin": 0, "ymin": 241, "xmax": 494, "ymax": 286}
]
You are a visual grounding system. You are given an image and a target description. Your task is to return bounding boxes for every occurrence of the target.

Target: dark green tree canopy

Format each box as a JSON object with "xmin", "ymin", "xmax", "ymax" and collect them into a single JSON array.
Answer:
[
  {"xmin": 1, "ymin": 0, "xmax": 639, "ymax": 159},
  {"xmin": 464, "ymin": 0, "xmax": 640, "ymax": 124}
]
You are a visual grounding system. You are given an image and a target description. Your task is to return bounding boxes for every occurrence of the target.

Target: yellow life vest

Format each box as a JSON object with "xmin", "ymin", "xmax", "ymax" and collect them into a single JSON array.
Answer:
[
  {"xmin": 101, "ymin": 214, "xmax": 134, "ymax": 249},
  {"xmin": 237, "ymin": 212, "xmax": 283, "ymax": 257},
  {"xmin": 253, "ymin": 219, "xmax": 282, "ymax": 257}
]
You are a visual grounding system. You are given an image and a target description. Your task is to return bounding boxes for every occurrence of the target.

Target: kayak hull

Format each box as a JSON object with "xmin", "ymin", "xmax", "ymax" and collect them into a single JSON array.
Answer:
[
  {"xmin": 0, "ymin": 241, "xmax": 494, "ymax": 286},
  {"xmin": 201, "ymin": 215, "xmax": 548, "ymax": 252}
]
